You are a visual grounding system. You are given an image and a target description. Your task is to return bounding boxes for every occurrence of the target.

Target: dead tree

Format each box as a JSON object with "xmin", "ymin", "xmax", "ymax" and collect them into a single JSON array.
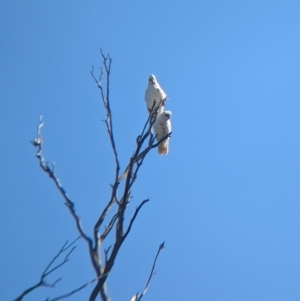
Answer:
[{"xmin": 23, "ymin": 50, "xmax": 170, "ymax": 301}]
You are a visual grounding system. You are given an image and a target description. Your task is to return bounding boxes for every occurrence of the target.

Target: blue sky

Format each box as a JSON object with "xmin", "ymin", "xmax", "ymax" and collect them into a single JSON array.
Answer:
[{"xmin": 1, "ymin": 0, "xmax": 299, "ymax": 300}]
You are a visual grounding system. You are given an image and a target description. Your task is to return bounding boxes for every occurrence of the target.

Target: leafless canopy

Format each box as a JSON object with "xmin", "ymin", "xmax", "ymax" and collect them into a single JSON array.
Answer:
[{"xmin": 27, "ymin": 49, "xmax": 169, "ymax": 301}]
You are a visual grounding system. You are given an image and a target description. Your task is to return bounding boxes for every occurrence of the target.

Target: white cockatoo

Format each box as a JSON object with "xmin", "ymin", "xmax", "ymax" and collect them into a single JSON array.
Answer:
[
  {"xmin": 144, "ymin": 74, "xmax": 167, "ymax": 117},
  {"xmin": 153, "ymin": 111, "xmax": 172, "ymax": 155}
]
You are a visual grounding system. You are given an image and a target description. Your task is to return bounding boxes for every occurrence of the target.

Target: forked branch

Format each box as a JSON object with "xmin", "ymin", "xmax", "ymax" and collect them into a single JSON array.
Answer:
[
  {"xmin": 91, "ymin": 50, "xmax": 120, "ymax": 257},
  {"xmin": 13, "ymin": 238, "xmax": 82, "ymax": 301},
  {"xmin": 30, "ymin": 118, "xmax": 105, "ymax": 282},
  {"xmin": 31, "ymin": 119, "xmax": 92, "ymax": 248}
]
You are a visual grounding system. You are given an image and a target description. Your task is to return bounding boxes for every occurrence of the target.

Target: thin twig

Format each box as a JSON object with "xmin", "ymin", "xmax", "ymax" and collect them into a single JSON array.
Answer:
[
  {"xmin": 104, "ymin": 246, "xmax": 112, "ymax": 263},
  {"xmin": 13, "ymin": 238, "xmax": 80, "ymax": 301},
  {"xmin": 99, "ymin": 214, "xmax": 118, "ymax": 242},
  {"xmin": 135, "ymin": 243, "xmax": 165, "ymax": 301},
  {"xmin": 44, "ymin": 246, "xmax": 75, "ymax": 276},
  {"xmin": 93, "ymin": 193, "xmax": 117, "ymax": 250},
  {"xmin": 123, "ymin": 200, "xmax": 149, "ymax": 239},
  {"xmin": 46, "ymin": 278, "xmax": 97, "ymax": 301},
  {"xmin": 45, "ymin": 271, "xmax": 113, "ymax": 301}
]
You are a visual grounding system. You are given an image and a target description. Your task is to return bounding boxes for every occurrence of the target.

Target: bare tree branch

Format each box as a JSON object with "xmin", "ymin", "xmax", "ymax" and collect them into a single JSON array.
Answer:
[
  {"xmin": 123, "ymin": 199, "xmax": 149, "ymax": 239},
  {"xmin": 89, "ymin": 197, "xmax": 148, "ymax": 301},
  {"xmin": 93, "ymin": 196, "xmax": 116, "ymax": 251},
  {"xmin": 91, "ymin": 50, "xmax": 122, "ymax": 301},
  {"xmin": 31, "ymin": 119, "xmax": 92, "ymax": 246},
  {"xmin": 91, "ymin": 50, "xmax": 120, "ymax": 256},
  {"xmin": 99, "ymin": 213, "xmax": 118, "ymax": 242},
  {"xmin": 45, "ymin": 278, "xmax": 97, "ymax": 301},
  {"xmin": 104, "ymin": 246, "xmax": 112, "ymax": 263},
  {"xmin": 31, "ymin": 117, "xmax": 105, "ymax": 287},
  {"xmin": 138, "ymin": 243, "xmax": 165, "ymax": 300},
  {"xmin": 45, "ymin": 270, "xmax": 113, "ymax": 301},
  {"xmin": 43, "ymin": 237, "xmax": 80, "ymax": 276},
  {"xmin": 128, "ymin": 243, "xmax": 165, "ymax": 301},
  {"xmin": 13, "ymin": 238, "xmax": 80, "ymax": 301}
]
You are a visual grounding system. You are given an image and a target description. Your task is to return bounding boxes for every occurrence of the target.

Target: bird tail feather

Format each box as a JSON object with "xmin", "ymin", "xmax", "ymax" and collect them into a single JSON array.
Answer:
[{"xmin": 158, "ymin": 142, "xmax": 168, "ymax": 155}]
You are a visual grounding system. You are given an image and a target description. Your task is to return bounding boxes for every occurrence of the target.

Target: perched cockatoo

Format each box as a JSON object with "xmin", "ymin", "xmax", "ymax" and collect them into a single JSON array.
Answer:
[
  {"xmin": 153, "ymin": 111, "xmax": 172, "ymax": 155},
  {"xmin": 144, "ymin": 74, "xmax": 167, "ymax": 117}
]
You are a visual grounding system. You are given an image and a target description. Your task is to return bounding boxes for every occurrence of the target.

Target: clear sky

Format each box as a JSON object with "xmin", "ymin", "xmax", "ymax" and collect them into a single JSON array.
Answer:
[{"xmin": 1, "ymin": 1, "xmax": 299, "ymax": 300}]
